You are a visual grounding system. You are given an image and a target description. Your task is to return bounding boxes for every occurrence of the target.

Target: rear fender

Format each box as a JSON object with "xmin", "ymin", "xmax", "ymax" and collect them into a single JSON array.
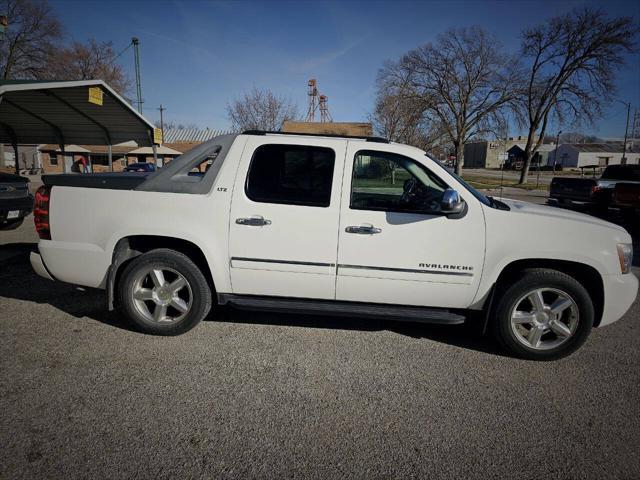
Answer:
[{"xmin": 106, "ymin": 238, "xmax": 141, "ymax": 310}]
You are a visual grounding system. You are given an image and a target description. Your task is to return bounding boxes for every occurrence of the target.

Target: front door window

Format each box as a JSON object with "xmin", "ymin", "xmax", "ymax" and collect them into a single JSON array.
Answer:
[{"xmin": 351, "ymin": 150, "xmax": 448, "ymax": 214}]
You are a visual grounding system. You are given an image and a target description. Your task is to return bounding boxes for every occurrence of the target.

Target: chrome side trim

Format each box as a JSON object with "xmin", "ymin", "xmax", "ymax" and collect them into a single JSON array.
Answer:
[
  {"xmin": 230, "ymin": 257, "xmax": 474, "ymax": 277},
  {"xmin": 231, "ymin": 257, "xmax": 335, "ymax": 268},
  {"xmin": 337, "ymin": 264, "xmax": 473, "ymax": 277}
]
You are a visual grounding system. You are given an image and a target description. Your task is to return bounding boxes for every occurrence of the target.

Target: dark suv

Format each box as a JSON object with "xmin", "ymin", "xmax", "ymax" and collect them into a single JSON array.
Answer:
[{"xmin": 0, "ymin": 172, "xmax": 34, "ymax": 231}]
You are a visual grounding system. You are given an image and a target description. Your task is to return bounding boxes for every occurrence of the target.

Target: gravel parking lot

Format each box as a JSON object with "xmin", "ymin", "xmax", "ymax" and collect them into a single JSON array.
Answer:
[{"xmin": 1, "ymin": 215, "xmax": 639, "ymax": 479}]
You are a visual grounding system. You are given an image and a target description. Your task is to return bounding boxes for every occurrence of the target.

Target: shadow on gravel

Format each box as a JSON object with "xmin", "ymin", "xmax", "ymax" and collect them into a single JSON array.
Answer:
[
  {"xmin": 0, "ymin": 242, "xmax": 136, "ymax": 332},
  {"xmin": 217, "ymin": 304, "xmax": 503, "ymax": 355},
  {"xmin": 0, "ymin": 242, "xmax": 503, "ymax": 356}
]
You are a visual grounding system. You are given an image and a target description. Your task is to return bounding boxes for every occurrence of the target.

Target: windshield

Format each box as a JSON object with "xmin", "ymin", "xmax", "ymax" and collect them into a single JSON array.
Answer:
[{"xmin": 428, "ymin": 155, "xmax": 493, "ymax": 207}]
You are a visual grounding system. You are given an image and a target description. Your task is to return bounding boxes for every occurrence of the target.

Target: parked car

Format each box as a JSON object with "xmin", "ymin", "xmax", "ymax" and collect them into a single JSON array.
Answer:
[
  {"xmin": 612, "ymin": 182, "xmax": 640, "ymax": 223},
  {"xmin": 30, "ymin": 131, "xmax": 636, "ymax": 360},
  {"xmin": 0, "ymin": 172, "xmax": 34, "ymax": 231},
  {"xmin": 124, "ymin": 162, "xmax": 157, "ymax": 173},
  {"xmin": 549, "ymin": 164, "xmax": 640, "ymax": 212}
]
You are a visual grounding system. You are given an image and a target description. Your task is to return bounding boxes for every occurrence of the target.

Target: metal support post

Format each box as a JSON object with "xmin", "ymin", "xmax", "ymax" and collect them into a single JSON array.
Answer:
[{"xmin": 12, "ymin": 143, "xmax": 19, "ymax": 175}]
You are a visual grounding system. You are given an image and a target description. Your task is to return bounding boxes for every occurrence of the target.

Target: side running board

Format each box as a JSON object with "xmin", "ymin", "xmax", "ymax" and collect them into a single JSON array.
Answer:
[{"xmin": 217, "ymin": 294, "xmax": 465, "ymax": 325}]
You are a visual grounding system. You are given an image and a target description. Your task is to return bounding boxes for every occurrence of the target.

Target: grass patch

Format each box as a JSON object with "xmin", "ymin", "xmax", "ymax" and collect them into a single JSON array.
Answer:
[
  {"xmin": 353, "ymin": 170, "xmax": 550, "ymax": 192},
  {"xmin": 462, "ymin": 175, "xmax": 550, "ymax": 191}
]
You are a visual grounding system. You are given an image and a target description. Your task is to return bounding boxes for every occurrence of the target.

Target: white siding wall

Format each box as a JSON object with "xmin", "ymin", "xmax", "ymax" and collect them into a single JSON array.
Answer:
[
  {"xmin": 552, "ymin": 145, "xmax": 640, "ymax": 168},
  {"xmin": 576, "ymin": 152, "xmax": 640, "ymax": 167},
  {"xmin": 555, "ymin": 145, "xmax": 579, "ymax": 167}
]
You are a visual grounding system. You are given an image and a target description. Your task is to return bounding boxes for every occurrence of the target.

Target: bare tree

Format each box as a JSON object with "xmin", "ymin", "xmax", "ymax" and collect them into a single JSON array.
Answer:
[
  {"xmin": 559, "ymin": 132, "xmax": 603, "ymax": 144},
  {"xmin": 227, "ymin": 88, "xmax": 298, "ymax": 131},
  {"xmin": 515, "ymin": 8, "xmax": 638, "ymax": 183},
  {"xmin": 381, "ymin": 26, "xmax": 519, "ymax": 174},
  {"xmin": 43, "ymin": 39, "xmax": 131, "ymax": 95},
  {"xmin": 154, "ymin": 121, "xmax": 200, "ymax": 131},
  {"xmin": 369, "ymin": 78, "xmax": 446, "ymax": 151},
  {"xmin": 0, "ymin": 0, "xmax": 63, "ymax": 79}
]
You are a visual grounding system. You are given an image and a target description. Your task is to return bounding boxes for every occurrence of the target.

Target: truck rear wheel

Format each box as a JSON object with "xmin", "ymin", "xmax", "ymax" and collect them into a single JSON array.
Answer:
[
  {"xmin": 491, "ymin": 269, "xmax": 594, "ymax": 360},
  {"xmin": 118, "ymin": 249, "xmax": 212, "ymax": 335}
]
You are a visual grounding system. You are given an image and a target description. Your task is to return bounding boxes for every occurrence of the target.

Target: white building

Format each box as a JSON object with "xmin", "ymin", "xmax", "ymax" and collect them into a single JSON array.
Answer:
[{"xmin": 553, "ymin": 143, "xmax": 640, "ymax": 168}]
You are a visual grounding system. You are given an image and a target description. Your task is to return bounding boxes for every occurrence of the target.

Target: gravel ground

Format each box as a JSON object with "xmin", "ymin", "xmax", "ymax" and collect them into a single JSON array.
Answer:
[{"xmin": 1, "ymin": 215, "xmax": 639, "ymax": 479}]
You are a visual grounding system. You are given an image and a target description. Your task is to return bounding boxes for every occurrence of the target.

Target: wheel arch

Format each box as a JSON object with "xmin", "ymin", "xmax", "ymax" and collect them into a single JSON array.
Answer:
[
  {"xmin": 489, "ymin": 258, "xmax": 605, "ymax": 327},
  {"xmin": 107, "ymin": 235, "xmax": 215, "ymax": 310}
]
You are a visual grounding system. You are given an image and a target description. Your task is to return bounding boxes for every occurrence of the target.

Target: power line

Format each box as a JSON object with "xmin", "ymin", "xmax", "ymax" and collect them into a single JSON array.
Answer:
[{"xmin": 112, "ymin": 41, "xmax": 133, "ymax": 63}]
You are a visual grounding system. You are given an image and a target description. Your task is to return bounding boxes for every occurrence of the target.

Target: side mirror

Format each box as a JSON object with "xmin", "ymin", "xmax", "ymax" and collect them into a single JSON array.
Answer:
[{"xmin": 440, "ymin": 188, "xmax": 466, "ymax": 218}]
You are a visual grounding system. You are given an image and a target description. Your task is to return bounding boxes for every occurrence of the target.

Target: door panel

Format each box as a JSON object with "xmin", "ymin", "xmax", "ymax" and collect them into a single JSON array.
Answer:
[
  {"xmin": 336, "ymin": 144, "xmax": 485, "ymax": 308},
  {"xmin": 229, "ymin": 137, "xmax": 346, "ymax": 299}
]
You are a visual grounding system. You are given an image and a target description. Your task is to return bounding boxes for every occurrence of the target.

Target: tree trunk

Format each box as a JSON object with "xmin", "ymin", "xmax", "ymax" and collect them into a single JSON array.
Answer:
[
  {"xmin": 519, "ymin": 149, "xmax": 533, "ymax": 183},
  {"xmin": 454, "ymin": 141, "xmax": 464, "ymax": 175}
]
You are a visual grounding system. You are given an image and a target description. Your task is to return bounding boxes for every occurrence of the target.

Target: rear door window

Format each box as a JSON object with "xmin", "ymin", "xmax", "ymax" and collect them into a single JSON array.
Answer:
[{"xmin": 245, "ymin": 144, "xmax": 335, "ymax": 207}]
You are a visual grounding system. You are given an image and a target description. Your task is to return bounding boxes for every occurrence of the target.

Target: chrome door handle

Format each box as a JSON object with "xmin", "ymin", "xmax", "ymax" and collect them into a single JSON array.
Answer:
[
  {"xmin": 236, "ymin": 215, "xmax": 272, "ymax": 226},
  {"xmin": 345, "ymin": 223, "xmax": 382, "ymax": 234}
]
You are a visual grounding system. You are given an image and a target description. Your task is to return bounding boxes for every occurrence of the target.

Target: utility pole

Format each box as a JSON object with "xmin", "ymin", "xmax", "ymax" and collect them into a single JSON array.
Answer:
[
  {"xmin": 157, "ymin": 104, "xmax": 165, "ymax": 137},
  {"xmin": 132, "ymin": 37, "xmax": 143, "ymax": 114},
  {"xmin": 621, "ymin": 101, "xmax": 630, "ymax": 162},
  {"xmin": 552, "ymin": 130, "xmax": 562, "ymax": 171},
  {"xmin": 631, "ymin": 109, "xmax": 638, "ymax": 153}
]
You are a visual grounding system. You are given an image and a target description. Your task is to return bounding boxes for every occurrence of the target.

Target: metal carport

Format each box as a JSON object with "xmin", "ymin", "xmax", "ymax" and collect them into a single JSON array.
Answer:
[{"xmin": 0, "ymin": 80, "xmax": 158, "ymax": 174}]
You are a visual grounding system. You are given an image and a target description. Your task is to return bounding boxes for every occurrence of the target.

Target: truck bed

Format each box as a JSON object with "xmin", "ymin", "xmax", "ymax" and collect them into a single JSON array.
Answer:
[
  {"xmin": 549, "ymin": 177, "xmax": 597, "ymax": 204},
  {"xmin": 42, "ymin": 173, "xmax": 150, "ymax": 190},
  {"xmin": 612, "ymin": 182, "xmax": 640, "ymax": 209}
]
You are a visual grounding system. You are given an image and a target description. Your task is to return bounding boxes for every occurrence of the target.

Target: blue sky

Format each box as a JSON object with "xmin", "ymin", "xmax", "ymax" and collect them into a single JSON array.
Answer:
[{"xmin": 51, "ymin": 0, "xmax": 640, "ymax": 138}]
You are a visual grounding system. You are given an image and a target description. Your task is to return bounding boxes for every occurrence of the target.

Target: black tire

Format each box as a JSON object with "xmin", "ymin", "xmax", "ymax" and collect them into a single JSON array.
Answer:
[
  {"xmin": 491, "ymin": 269, "xmax": 594, "ymax": 361},
  {"xmin": 0, "ymin": 218, "xmax": 24, "ymax": 231},
  {"xmin": 118, "ymin": 249, "xmax": 212, "ymax": 335}
]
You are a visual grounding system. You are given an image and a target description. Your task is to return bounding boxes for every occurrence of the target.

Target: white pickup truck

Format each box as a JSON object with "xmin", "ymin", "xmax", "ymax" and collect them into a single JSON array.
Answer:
[{"xmin": 31, "ymin": 131, "xmax": 637, "ymax": 360}]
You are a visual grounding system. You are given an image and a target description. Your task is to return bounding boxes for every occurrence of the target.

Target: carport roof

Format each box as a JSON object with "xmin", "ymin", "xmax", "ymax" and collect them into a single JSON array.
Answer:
[{"xmin": 0, "ymin": 80, "xmax": 157, "ymax": 147}]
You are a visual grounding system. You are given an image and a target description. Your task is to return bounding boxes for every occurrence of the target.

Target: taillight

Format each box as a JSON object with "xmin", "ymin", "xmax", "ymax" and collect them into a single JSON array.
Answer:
[
  {"xmin": 34, "ymin": 185, "xmax": 52, "ymax": 240},
  {"xmin": 591, "ymin": 185, "xmax": 601, "ymax": 195}
]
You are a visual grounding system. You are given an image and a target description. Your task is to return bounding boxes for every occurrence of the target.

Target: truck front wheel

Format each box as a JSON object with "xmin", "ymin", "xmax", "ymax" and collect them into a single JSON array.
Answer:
[
  {"xmin": 118, "ymin": 249, "xmax": 212, "ymax": 335},
  {"xmin": 491, "ymin": 269, "xmax": 594, "ymax": 360}
]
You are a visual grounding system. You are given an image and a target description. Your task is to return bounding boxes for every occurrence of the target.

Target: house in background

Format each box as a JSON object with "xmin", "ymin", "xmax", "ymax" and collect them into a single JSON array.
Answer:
[
  {"xmin": 163, "ymin": 128, "xmax": 233, "ymax": 156},
  {"xmin": 0, "ymin": 143, "xmax": 41, "ymax": 172},
  {"xmin": 282, "ymin": 121, "xmax": 372, "ymax": 137},
  {"xmin": 37, "ymin": 128, "xmax": 233, "ymax": 174},
  {"xmin": 552, "ymin": 143, "xmax": 640, "ymax": 168},
  {"xmin": 39, "ymin": 143, "xmax": 183, "ymax": 173},
  {"xmin": 506, "ymin": 144, "xmax": 557, "ymax": 169},
  {"xmin": 463, "ymin": 136, "xmax": 545, "ymax": 169}
]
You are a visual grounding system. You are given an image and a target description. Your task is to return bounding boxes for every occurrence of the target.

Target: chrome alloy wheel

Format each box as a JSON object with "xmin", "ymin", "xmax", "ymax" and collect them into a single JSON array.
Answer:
[
  {"xmin": 131, "ymin": 267, "xmax": 193, "ymax": 323},
  {"xmin": 509, "ymin": 288, "xmax": 579, "ymax": 350}
]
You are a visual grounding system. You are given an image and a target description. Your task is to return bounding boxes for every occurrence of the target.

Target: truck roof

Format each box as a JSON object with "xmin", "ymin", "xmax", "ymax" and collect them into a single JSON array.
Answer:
[
  {"xmin": 44, "ymin": 131, "xmax": 398, "ymax": 194},
  {"xmin": 242, "ymin": 130, "xmax": 389, "ymax": 144}
]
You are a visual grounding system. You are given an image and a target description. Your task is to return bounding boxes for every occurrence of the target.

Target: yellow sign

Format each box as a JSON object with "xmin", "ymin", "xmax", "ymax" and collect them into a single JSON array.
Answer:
[
  {"xmin": 88, "ymin": 86, "xmax": 103, "ymax": 106},
  {"xmin": 153, "ymin": 128, "xmax": 163, "ymax": 145}
]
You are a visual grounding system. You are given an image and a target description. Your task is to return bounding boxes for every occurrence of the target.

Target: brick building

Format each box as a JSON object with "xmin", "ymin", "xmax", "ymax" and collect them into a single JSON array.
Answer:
[{"xmin": 39, "ymin": 143, "xmax": 183, "ymax": 173}]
